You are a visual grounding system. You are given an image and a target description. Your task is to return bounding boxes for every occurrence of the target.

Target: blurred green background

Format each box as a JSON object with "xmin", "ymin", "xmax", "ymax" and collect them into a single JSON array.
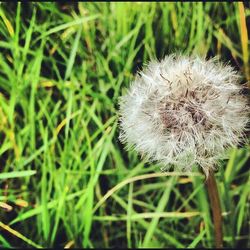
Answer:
[{"xmin": 0, "ymin": 2, "xmax": 249, "ymax": 248}]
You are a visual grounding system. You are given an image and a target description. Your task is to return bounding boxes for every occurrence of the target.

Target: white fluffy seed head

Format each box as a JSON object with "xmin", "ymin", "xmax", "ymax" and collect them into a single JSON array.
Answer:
[{"xmin": 118, "ymin": 54, "xmax": 249, "ymax": 177}]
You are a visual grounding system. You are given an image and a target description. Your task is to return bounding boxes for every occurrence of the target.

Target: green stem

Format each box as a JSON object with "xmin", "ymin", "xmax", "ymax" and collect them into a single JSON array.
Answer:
[{"xmin": 205, "ymin": 170, "xmax": 223, "ymax": 248}]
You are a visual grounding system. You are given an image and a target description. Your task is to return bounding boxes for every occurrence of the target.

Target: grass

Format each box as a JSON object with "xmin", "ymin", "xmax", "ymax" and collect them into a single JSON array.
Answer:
[{"xmin": 0, "ymin": 2, "xmax": 249, "ymax": 248}]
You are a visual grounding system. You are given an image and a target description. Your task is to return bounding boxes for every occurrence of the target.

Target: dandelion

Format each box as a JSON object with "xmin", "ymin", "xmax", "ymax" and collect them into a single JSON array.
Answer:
[
  {"xmin": 119, "ymin": 54, "xmax": 249, "ymax": 177},
  {"xmin": 118, "ymin": 54, "xmax": 249, "ymax": 248}
]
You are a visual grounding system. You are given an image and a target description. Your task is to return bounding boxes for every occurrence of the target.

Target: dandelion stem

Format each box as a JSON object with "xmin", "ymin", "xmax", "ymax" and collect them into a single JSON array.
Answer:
[{"xmin": 205, "ymin": 170, "xmax": 223, "ymax": 248}]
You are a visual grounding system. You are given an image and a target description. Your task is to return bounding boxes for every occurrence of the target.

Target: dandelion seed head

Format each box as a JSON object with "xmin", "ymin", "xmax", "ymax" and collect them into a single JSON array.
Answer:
[{"xmin": 119, "ymin": 54, "xmax": 249, "ymax": 176}]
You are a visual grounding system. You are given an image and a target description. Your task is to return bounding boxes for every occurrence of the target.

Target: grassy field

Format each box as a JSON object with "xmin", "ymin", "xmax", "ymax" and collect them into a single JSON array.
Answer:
[{"xmin": 0, "ymin": 2, "xmax": 249, "ymax": 248}]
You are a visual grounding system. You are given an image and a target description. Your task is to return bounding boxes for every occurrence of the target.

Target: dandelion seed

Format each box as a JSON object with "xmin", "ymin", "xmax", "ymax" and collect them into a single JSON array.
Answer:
[{"xmin": 118, "ymin": 54, "xmax": 249, "ymax": 177}]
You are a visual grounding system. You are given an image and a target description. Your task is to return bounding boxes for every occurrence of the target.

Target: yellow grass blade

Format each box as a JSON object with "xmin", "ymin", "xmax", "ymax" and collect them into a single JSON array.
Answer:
[
  {"xmin": 0, "ymin": 221, "xmax": 43, "ymax": 248},
  {"xmin": 238, "ymin": 2, "xmax": 249, "ymax": 80}
]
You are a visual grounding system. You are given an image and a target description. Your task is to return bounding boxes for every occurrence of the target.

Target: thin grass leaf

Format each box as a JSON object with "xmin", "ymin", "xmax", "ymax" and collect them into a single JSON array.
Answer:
[
  {"xmin": 0, "ymin": 170, "xmax": 36, "ymax": 180},
  {"xmin": 142, "ymin": 177, "xmax": 176, "ymax": 247},
  {"xmin": 0, "ymin": 221, "xmax": 43, "ymax": 248}
]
